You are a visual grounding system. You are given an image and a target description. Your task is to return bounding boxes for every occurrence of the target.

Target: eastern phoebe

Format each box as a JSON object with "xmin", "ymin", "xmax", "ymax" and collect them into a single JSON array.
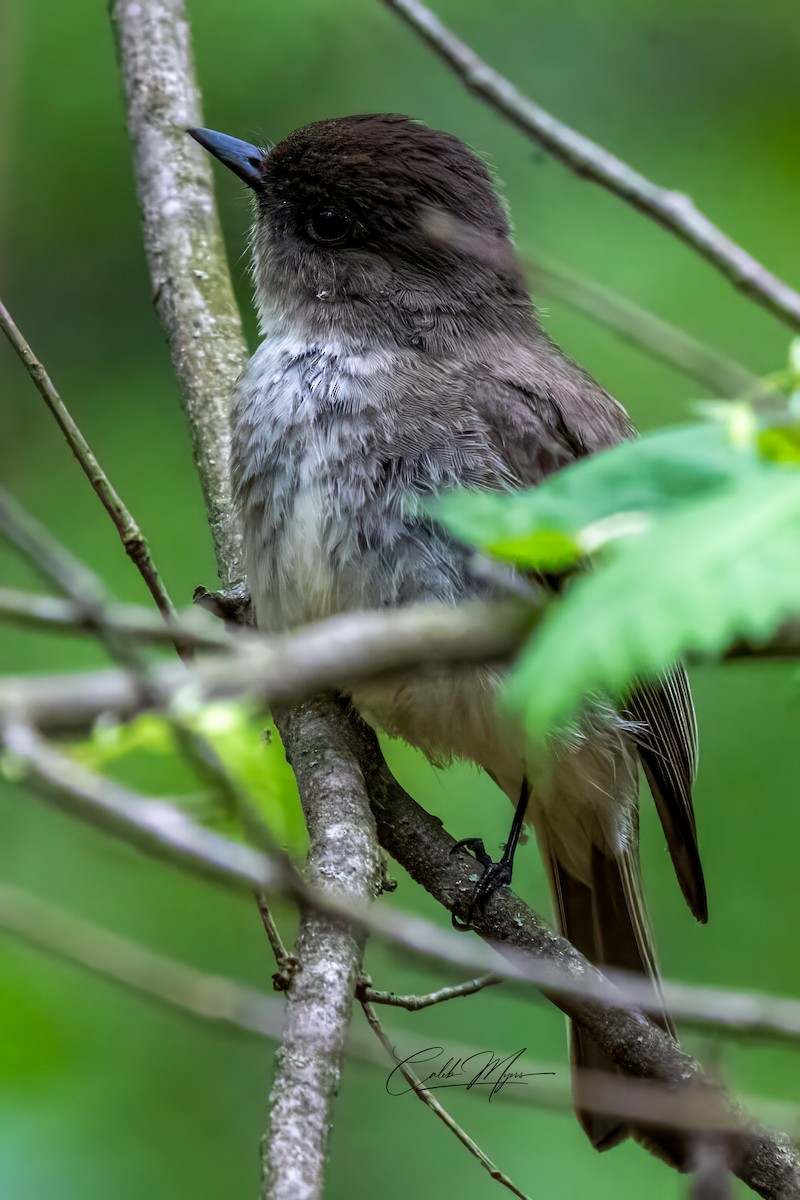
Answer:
[{"xmin": 189, "ymin": 114, "xmax": 706, "ymax": 1151}]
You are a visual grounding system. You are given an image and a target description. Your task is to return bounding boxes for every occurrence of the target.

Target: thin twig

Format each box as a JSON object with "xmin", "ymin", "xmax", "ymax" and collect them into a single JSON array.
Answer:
[
  {"xmin": 526, "ymin": 252, "xmax": 759, "ymax": 398},
  {"xmin": 0, "ymin": 880, "xmax": 285, "ymax": 1037},
  {"xmin": 0, "ymin": 488, "xmax": 112, "ymax": 611},
  {"xmin": 360, "ymin": 973, "xmax": 502, "ymax": 1011},
  {"xmin": 360, "ymin": 996, "xmax": 532, "ymax": 1200},
  {"xmin": 384, "ymin": 0, "xmax": 800, "ymax": 333},
  {"xmin": 255, "ymin": 894, "xmax": 298, "ymax": 991},
  {"xmin": 0, "ymin": 299, "xmax": 183, "ymax": 639},
  {"xmin": 0, "ymin": 587, "xmax": 230, "ymax": 647},
  {"xmin": 0, "ymin": 487, "xmax": 165, "ymax": 703},
  {"xmin": 2, "ymin": 722, "xmax": 283, "ymax": 895}
]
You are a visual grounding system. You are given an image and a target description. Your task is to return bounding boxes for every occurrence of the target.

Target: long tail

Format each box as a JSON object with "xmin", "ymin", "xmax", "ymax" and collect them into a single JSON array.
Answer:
[{"xmin": 538, "ymin": 815, "xmax": 672, "ymax": 1150}]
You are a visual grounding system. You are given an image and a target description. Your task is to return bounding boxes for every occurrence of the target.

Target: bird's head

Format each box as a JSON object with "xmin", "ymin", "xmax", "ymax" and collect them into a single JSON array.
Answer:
[{"xmin": 189, "ymin": 114, "xmax": 532, "ymax": 348}]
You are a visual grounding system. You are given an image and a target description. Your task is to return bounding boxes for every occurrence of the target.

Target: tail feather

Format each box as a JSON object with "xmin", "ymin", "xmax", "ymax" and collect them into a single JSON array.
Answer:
[{"xmin": 546, "ymin": 837, "xmax": 672, "ymax": 1150}]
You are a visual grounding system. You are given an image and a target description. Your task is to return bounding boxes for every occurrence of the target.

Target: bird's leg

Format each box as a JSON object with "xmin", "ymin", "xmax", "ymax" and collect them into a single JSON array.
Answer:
[{"xmin": 451, "ymin": 779, "xmax": 530, "ymax": 930}]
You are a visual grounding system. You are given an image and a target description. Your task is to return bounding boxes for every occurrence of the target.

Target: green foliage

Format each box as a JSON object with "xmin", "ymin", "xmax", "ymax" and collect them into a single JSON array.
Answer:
[
  {"xmin": 507, "ymin": 465, "xmax": 800, "ymax": 735},
  {"xmin": 436, "ymin": 402, "xmax": 800, "ymax": 736},
  {"xmin": 71, "ymin": 704, "xmax": 306, "ymax": 850},
  {"xmin": 433, "ymin": 415, "xmax": 760, "ymax": 570}
]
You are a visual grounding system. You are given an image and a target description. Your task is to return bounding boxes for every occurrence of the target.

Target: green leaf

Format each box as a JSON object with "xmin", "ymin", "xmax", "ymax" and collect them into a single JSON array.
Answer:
[
  {"xmin": 757, "ymin": 423, "xmax": 800, "ymax": 465},
  {"xmin": 71, "ymin": 713, "xmax": 174, "ymax": 769},
  {"xmin": 506, "ymin": 469, "xmax": 800, "ymax": 736},
  {"xmin": 486, "ymin": 529, "xmax": 583, "ymax": 571},
  {"xmin": 434, "ymin": 419, "xmax": 760, "ymax": 568},
  {"xmin": 69, "ymin": 704, "xmax": 305, "ymax": 850}
]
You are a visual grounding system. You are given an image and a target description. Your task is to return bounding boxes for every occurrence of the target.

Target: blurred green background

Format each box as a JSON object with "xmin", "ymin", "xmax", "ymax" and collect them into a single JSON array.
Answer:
[{"xmin": 1, "ymin": 0, "xmax": 799, "ymax": 1197}]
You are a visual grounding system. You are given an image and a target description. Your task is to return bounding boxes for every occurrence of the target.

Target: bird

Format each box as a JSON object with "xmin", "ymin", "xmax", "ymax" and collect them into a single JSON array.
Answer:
[{"xmin": 189, "ymin": 113, "xmax": 707, "ymax": 1153}]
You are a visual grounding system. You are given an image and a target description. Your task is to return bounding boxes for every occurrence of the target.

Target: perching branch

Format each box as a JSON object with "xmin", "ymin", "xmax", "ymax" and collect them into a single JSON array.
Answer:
[
  {"xmin": 384, "ymin": 0, "xmax": 800, "ymax": 333},
  {"xmin": 327, "ymin": 706, "xmax": 800, "ymax": 1200},
  {"xmin": 0, "ymin": 299, "xmax": 181, "ymax": 632}
]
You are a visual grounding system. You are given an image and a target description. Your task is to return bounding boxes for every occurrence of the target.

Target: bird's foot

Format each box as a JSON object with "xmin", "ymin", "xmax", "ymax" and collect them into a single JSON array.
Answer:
[{"xmin": 450, "ymin": 836, "xmax": 514, "ymax": 931}]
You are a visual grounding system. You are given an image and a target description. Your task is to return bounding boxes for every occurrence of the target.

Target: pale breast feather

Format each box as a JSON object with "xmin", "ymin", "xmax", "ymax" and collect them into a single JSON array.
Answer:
[{"xmin": 233, "ymin": 334, "xmax": 388, "ymax": 630}]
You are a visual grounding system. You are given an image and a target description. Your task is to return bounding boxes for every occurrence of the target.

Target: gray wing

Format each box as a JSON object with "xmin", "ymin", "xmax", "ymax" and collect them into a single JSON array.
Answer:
[
  {"xmin": 626, "ymin": 671, "xmax": 707, "ymax": 922},
  {"xmin": 466, "ymin": 337, "xmax": 707, "ymax": 922}
]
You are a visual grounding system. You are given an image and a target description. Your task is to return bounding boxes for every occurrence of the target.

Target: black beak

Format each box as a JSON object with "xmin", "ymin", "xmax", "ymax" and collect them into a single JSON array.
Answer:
[{"xmin": 187, "ymin": 127, "xmax": 265, "ymax": 191}]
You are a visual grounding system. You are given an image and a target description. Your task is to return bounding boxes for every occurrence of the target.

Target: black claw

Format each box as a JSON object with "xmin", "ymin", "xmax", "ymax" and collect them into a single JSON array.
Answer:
[
  {"xmin": 450, "ymin": 838, "xmax": 513, "ymax": 930},
  {"xmin": 451, "ymin": 836, "xmax": 492, "ymax": 868},
  {"xmin": 450, "ymin": 780, "xmax": 531, "ymax": 931}
]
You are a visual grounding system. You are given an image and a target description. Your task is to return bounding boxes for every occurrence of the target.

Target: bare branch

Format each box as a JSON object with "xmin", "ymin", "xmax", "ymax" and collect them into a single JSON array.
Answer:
[
  {"xmin": 526, "ymin": 253, "xmax": 759, "ymax": 398},
  {"xmin": 0, "ymin": 299, "xmax": 181, "ymax": 631},
  {"xmin": 255, "ymin": 894, "xmax": 299, "ymax": 992},
  {"xmin": 264, "ymin": 700, "xmax": 383, "ymax": 1200},
  {"xmin": 360, "ymin": 996, "xmax": 532, "ymax": 1200},
  {"xmin": 3, "ymin": 597, "xmax": 799, "ymax": 736},
  {"xmin": 360, "ymin": 973, "xmax": 502, "ymax": 1011},
  {"xmin": 384, "ymin": 0, "xmax": 800, "ymax": 332},
  {"xmin": 2, "ymin": 722, "xmax": 283, "ymax": 895},
  {"xmin": 0, "ymin": 488, "xmax": 111, "ymax": 610},
  {"xmin": 0, "ymin": 880, "xmax": 286, "ymax": 1038},
  {"xmin": 108, "ymin": 0, "xmax": 249, "ymax": 586},
  {"xmin": 0, "ymin": 587, "xmax": 230, "ymax": 648}
]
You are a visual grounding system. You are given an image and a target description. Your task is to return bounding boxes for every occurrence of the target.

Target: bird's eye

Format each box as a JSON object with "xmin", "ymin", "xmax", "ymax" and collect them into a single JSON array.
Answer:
[{"xmin": 308, "ymin": 205, "xmax": 354, "ymax": 245}]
